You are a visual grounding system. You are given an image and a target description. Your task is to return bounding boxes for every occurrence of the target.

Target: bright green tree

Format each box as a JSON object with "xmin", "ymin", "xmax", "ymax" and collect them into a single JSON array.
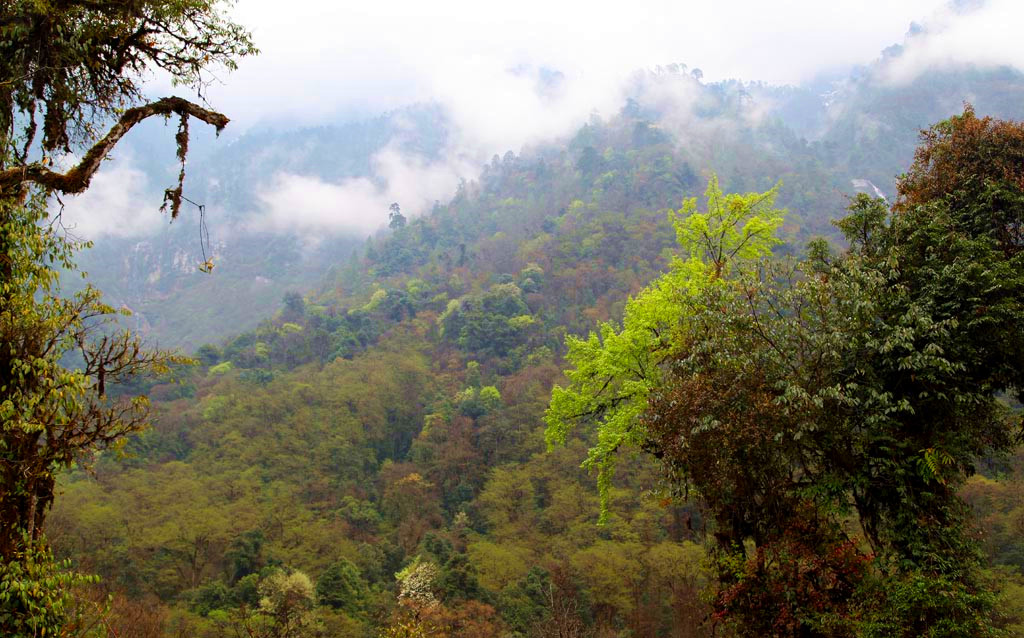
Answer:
[{"xmin": 545, "ymin": 175, "xmax": 784, "ymax": 514}]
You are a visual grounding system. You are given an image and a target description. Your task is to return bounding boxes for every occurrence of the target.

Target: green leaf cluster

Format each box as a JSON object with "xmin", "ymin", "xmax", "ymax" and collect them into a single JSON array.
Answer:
[{"xmin": 545, "ymin": 175, "xmax": 784, "ymax": 516}]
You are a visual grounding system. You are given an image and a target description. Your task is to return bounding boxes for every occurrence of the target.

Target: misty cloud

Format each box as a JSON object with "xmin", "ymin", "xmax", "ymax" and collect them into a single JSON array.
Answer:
[
  {"xmin": 129, "ymin": 0, "xmax": 1024, "ymax": 242},
  {"xmin": 53, "ymin": 152, "xmax": 165, "ymax": 240},
  {"xmin": 882, "ymin": 0, "xmax": 1024, "ymax": 84},
  {"xmin": 250, "ymin": 147, "xmax": 472, "ymax": 237},
  {"xmin": 195, "ymin": 1, "xmax": 942, "ymax": 149}
]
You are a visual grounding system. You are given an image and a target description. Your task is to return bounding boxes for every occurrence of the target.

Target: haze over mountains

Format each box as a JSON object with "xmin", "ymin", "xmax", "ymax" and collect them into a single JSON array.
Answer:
[{"xmin": 62, "ymin": 19, "xmax": 1024, "ymax": 350}]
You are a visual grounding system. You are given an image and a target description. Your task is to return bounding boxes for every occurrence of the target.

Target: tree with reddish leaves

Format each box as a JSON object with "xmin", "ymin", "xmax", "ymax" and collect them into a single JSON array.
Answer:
[{"xmin": 897, "ymin": 104, "xmax": 1024, "ymax": 256}]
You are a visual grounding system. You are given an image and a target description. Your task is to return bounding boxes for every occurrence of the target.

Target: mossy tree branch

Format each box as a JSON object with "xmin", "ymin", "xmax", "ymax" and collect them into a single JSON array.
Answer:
[{"xmin": 0, "ymin": 96, "xmax": 228, "ymax": 217}]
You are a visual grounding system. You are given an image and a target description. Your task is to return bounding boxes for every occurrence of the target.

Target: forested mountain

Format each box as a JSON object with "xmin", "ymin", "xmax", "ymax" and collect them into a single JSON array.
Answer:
[
  {"xmin": 72, "ymin": 52, "xmax": 1024, "ymax": 351},
  {"xmin": 43, "ymin": 46, "xmax": 1024, "ymax": 637}
]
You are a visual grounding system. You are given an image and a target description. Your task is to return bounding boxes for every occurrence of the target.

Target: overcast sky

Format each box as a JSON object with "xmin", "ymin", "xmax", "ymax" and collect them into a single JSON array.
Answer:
[
  {"xmin": 66, "ymin": 0, "xmax": 1024, "ymax": 239},
  {"xmin": 194, "ymin": 0, "xmax": 1021, "ymax": 130}
]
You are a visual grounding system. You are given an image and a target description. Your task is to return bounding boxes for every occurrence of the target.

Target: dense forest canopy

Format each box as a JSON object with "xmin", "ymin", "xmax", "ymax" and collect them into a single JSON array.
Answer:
[{"xmin": 2, "ymin": 2, "xmax": 1024, "ymax": 638}]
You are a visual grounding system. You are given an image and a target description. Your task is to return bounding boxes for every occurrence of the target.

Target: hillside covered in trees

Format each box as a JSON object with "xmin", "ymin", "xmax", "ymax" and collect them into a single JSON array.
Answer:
[{"xmin": 50, "ymin": 100, "xmax": 1024, "ymax": 638}]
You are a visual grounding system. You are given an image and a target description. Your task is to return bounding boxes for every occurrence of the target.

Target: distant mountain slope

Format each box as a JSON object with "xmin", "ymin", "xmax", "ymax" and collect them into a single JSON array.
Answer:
[
  {"xmin": 71, "ymin": 104, "xmax": 448, "ymax": 349},
  {"xmin": 71, "ymin": 60, "xmax": 1024, "ymax": 352}
]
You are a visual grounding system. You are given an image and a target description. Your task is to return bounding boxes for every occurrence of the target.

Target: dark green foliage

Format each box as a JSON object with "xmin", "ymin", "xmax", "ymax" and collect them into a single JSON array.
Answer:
[
  {"xmin": 456, "ymin": 386, "xmax": 502, "ymax": 418},
  {"xmin": 338, "ymin": 497, "xmax": 384, "ymax": 537},
  {"xmin": 389, "ymin": 203, "xmax": 407, "ymax": 229},
  {"xmin": 442, "ymin": 284, "xmax": 533, "ymax": 360},
  {"xmin": 315, "ymin": 559, "xmax": 366, "ymax": 613},
  {"xmin": 239, "ymin": 368, "xmax": 275, "ymax": 385},
  {"xmin": 437, "ymin": 553, "xmax": 484, "ymax": 603},
  {"xmin": 233, "ymin": 573, "xmax": 261, "ymax": 608},
  {"xmin": 497, "ymin": 567, "xmax": 552, "ymax": 634},
  {"xmin": 281, "ymin": 292, "xmax": 306, "ymax": 323},
  {"xmin": 858, "ymin": 571, "xmax": 1001, "ymax": 638},
  {"xmin": 191, "ymin": 580, "xmax": 233, "ymax": 616},
  {"xmin": 330, "ymin": 325, "xmax": 361, "ymax": 361},
  {"xmin": 225, "ymin": 530, "xmax": 265, "ymax": 584},
  {"xmin": 196, "ymin": 344, "xmax": 222, "ymax": 367},
  {"xmin": 355, "ymin": 542, "xmax": 404, "ymax": 587},
  {"xmin": 420, "ymin": 534, "xmax": 453, "ymax": 565}
]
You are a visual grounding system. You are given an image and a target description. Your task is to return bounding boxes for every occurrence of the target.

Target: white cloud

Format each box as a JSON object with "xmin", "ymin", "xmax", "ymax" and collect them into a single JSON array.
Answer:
[
  {"xmin": 134, "ymin": 0, "xmax": 1024, "ymax": 239},
  {"xmin": 193, "ymin": 0, "xmax": 945, "ymax": 150},
  {"xmin": 249, "ymin": 146, "xmax": 473, "ymax": 236},
  {"xmin": 881, "ymin": 0, "xmax": 1024, "ymax": 84},
  {"xmin": 252, "ymin": 173, "xmax": 382, "ymax": 236},
  {"xmin": 51, "ymin": 152, "xmax": 165, "ymax": 240}
]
